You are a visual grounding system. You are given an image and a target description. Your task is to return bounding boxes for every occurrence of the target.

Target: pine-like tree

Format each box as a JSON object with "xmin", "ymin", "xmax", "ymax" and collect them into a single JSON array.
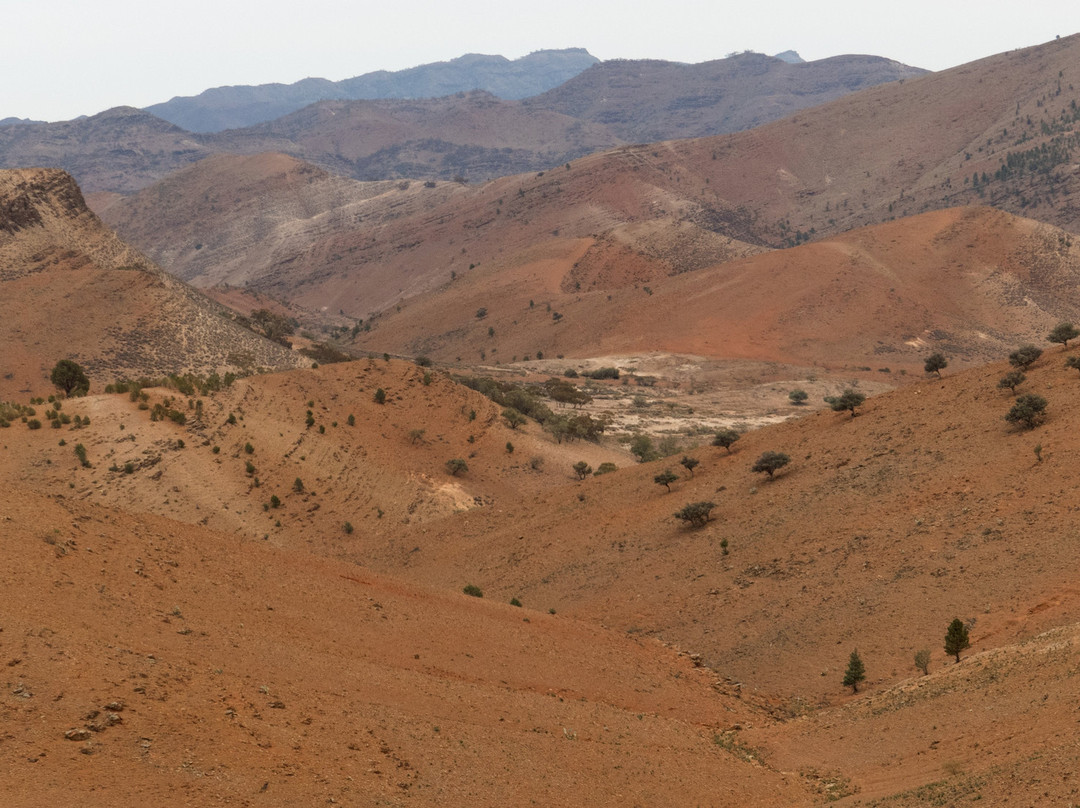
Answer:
[
  {"xmin": 842, "ymin": 649, "xmax": 866, "ymax": 693},
  {"xmin": 944, "ymin": 618, "xmax": 971, "ymax": 663}
]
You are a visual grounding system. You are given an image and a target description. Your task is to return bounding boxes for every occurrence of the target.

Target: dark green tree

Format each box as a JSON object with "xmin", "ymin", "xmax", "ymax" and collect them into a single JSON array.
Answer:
[
  {"xmin": 673, "ymin": 501, "xmax": 716, "ymax": 528},
  {"xmin": 1048, "ymin": 322, "xmax": 1080, "ymax": 348},
  {"xmin": 373, "ymin": 388, "xmax": 387, "ymax": 405},
  {"xmin": 50, "ymin": 360, "xmax": 89, "ymax": 396},
  {"xmin": 998, "ymin": 369, "xmax": 1026, "ymax": 392},
  {"xmin": 654, "ymin": 469, "xmax": 678, "ymax": 491},
  {"xmin": 944, "ymin": 618, "xmax": 971, "ymax": 663},
  {"xmin": 751, "ymin": 451, "xmax": 790, "ymax": 478},
  {"xmin": 788, "ymin": 389, "xmax": 809, "ymax": 405},
  {"xmin": 573, "ymin": 461, "xmax": 593, "ymax": 480},
  {"xmin": 712, "ymin": 428, "xmax": 740, "ymax": 453},
  {"xmin": 824, "ymin": 389, "xmax": 866, "ymax": 417},
  {"xmin": 680, "ymin": 456, "xmax": 699, "ymax": 477},
  {"xmin": 924, "ymin": 353, "xmax": 948, "ymax": 378},
  {"xmin": 842, "ymin": 650, "xmax": 866, "ymax": 693},
  {"xmin": 1009, "ymin": 344, "xmax": 1043, "ymax": 369},
  {"xmin": 1005, "ymin": 393, "xmax": 1048, "ymax": 429}
]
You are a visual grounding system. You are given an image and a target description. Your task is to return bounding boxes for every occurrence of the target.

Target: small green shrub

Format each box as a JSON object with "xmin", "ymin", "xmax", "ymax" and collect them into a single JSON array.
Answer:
[{"xmin": 463, "ymin": 584, "xmax": 483, "ymax": 597}]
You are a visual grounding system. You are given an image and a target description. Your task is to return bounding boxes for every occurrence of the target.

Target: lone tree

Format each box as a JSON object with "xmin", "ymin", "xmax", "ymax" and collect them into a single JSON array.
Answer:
[
  {"xmin": 944, "ymin": 618, "xmax": 971, "ymax": 663},
  {"xmin": 630, "ymin": 434, "xmax": 658, "ymax": 463},
  {"xmin": 788, "ymin": 389, "xmax": 809, "ymax": 405},
  {"xmin": 1009, "ymin": 344, "xmax": 1043, "ymax": 369},
  {"xmin": 654, "ymin": 469, "xmax": 679, "ymax": 491},
  {"xmin": 842, "ymin": 649, "xmax": 866, "ymax": 694},
  {"xmin": 1066, "ymin": 356, "xmax": 1080, "ymax": 374},
  {"xmin": 825, "ymin": 389, "xmax": 866, "ymax": 417},
  {"xmin": 751, "ymin": 451, "xmax": 790, "ymax": 479},
  {"xmin": 924, "ymin": 352, "xmax": 948, "ymax": 378},
  {"xmin": 50, "ymin": 359, "xmax": 89, "ymax": 396},
  {"xmin": 998, "ymin": 369, "xmax": 1026, "ymax": 392},
  {"xmin": 914, "ymin": 649, "xmax": 931, "ymax": 676},
  {"xmin": 572, "ymin": 460, "xmax": 593, "ymax": 480},
  {"xmin": 502, "ymin": 407, "xmax": 527, "ymax": 430},
  {"xmin": 680, "ymin": 456, "xmax": 700, "ymax": 477},
  {"xmin": 712, "ymin": 428, "xmax": 740, "ymax": 453},
  {"xmin": 673, "ymin": 501, "xmax": 715, "ymax": 528},
  {"xmin": 445, "ymin": 458, "xmax": 468, "ymax": 476},
  {"xmin": 1048, "ymin": 321, "xmax": 1080, "ymax": 348},
  {"xmin": 1005, "ymin": 393, "xmax": 1048, "ymax": 429},
  {"xmin": 373, "ymin": 388, "xmax": 387, "ymax": 405}
]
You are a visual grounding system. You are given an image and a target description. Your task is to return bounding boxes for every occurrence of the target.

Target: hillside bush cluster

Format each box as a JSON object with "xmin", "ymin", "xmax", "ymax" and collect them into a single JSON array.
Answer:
[{"xmin": 456, "ymin": 375, "xmax": 608, "ymax": 442}]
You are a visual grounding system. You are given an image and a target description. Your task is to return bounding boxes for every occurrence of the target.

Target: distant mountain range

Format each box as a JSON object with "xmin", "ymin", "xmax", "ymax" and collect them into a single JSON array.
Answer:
[
  {"xmin": 144, "ymin": 49, "xmax": 601, "ymax": 132},
  {"xmin": 0, "ymin": 51, "xmax": 924, "ymax": 192}
]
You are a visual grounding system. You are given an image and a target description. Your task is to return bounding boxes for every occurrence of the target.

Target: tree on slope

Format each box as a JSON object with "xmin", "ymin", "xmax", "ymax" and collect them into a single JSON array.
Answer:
[
  {"xmin": 842, "ymin": 649, "xmax": 866, "ymax": 693},
  {"xmin": 50, "ymin": 359, "xmax": 89, "ymax": 396},
  {"xmin": 944, "ymin": 618, "xmax": 971, "ymax": 663}
]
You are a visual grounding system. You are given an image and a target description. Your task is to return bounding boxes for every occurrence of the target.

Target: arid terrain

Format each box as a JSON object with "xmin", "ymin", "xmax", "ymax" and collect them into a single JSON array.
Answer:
[{"xmin": 5, "ymin": 33, "xmax": 1080, "ymax": 808}]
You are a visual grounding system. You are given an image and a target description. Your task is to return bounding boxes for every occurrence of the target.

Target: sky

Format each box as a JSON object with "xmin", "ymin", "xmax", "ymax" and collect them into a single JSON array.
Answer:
[{"xmin": 3, "ymin": 0, "xmax": 1077, "ymax": 122}]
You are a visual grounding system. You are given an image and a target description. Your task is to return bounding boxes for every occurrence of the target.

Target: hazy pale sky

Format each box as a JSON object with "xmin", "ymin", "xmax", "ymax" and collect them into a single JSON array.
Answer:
[{"xmin": 3, "ymin": 0, "xmax": 1076, "ymax": 121}]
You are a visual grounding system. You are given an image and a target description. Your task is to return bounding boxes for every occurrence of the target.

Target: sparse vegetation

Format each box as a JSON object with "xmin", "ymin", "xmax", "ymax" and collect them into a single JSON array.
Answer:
[
  {"xmin": 924, "ymin": 352, "xmax": 948, "ymax": 377},
  {"xmin": 824, "ymin": 389, "xmax": 866, "ymax": 417},
  {"xmin": 712, "ymin": 429, "xmax": 740, "ymax": 453},
  {"xmin": 502, "ymin": 408, "xmax": 527, "ymax": 429},
  {"xmin": 914, "ymin": 649, "xmax": 931, "ymax": 676},
  {"xmin": 1066, "ymin": 355, "xmax": 1080, "ymax": 374},
  {"xmin": 463, "ymin": 584, "xmax": 483, "ymax": 597},
  {"xmin": 751, "ymin": 451, "xmax": 790, "ymax": 478},
  {"xmin": 594, "ymin": 462, "xmax": 617, "ymax": 475},
  {"xmin": 373, "ymin": 388, "xmax": 387, "ymax": 405},
  {"xmin": 572, "ymin": 461, "xmax": 592, "ymax": 480},
  {"xmin": 446, "ymin": 458, "xmax": 468, "ymax": 476},
  {"xmin": 673, "ymin": 501, "xmax": 716, "ymax": 528},
  {"xmin": 74, "ymin": 443, "xmax": 90, "ymax": 468},
  {"xmin": 680, "ymin": 456, "xmax": 699, "ymax": 477},
  {"xmin": 998, "ymin": 369, "xmax": 1026, "ymax": 391},
  {"xmin": 293, "ymin": 477, "xmax": 305, "ymax": 493},
  {"xmin": 1005, "ymin": 393, "xmax": 1047, "ymax": 429},
  {"xmin": 842, "ymin": 650, "xmax": 866, "ymax": 693},
  {"xmin": 1048, "ymin": 322, "xmax": 1079, "ymax": 348},
  {"xmin": 788, "ymin": 389, "xmax": 809, "ymax": 405},
  {"xmin": 654, "ymin": 469, "xmax": 678, "ymax": 491},
  {"xmin": 343, "ymin": 521, "xmax": 354, "ymax": 534},
  {"xmin": 944, "ymin": 618, "xmax": 971, "ymax": 663},
  {"xmin": 630, "ymin": 434, "xmax": 659, "ymax": 463},
  {"xmin": 1008, "ymin": 344, "xmax": 1042, "ymax": 369}
]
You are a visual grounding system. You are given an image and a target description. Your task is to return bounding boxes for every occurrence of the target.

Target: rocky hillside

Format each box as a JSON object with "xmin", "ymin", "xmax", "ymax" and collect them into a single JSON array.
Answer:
[
  {"xmin": 526, "ymin": 51, "xmax": 926, "ymax": 142},
  {"xmin": 0, "ymin": 167, "xmax": 304, "ymax": 398}
]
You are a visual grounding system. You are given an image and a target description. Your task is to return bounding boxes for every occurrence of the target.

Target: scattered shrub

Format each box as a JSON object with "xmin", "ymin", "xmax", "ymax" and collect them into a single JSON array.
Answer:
[
  {"xmin": 1005, "ymin": 393, "xmax": 1047, "ymax": 429},
  {"xmin": 712, "ymin": 429, "xmax": 740, "ymax": 453},
  {"xmin": 463, "ymin": 584, "xmax": 483, "ymax": 597},
  {"xmin": 751, "ymin": 451, "xmax": 791, "ymax": 478},
  {"xmin": 654, "ymin": 469, "xmax": 678, "ymax": 491},
  {"xmin": 1009, "ymin": 344, "xmax": 1043, "ymax": 368},
  {"xmin": 824, "ymin": 390, "xmax": 866, "ymax": 417},
  {"xmin": 446, "ymin": 458, "xmax": 468, "ymax": 476},
  {"xmin": 572, "ymin": 461, "xmax": 593, "ymax": 479},
  {"xmin": 673, "ymin": 501, "xmax": 716, "ymax": 528}
]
